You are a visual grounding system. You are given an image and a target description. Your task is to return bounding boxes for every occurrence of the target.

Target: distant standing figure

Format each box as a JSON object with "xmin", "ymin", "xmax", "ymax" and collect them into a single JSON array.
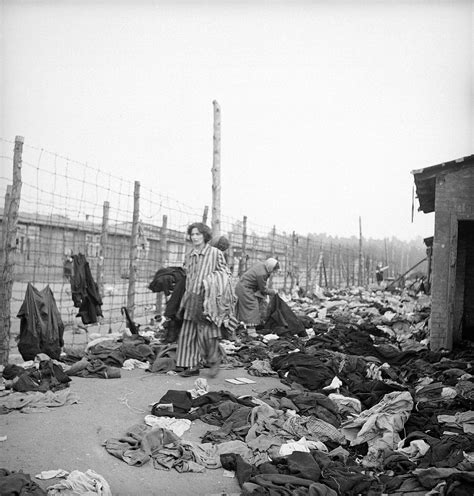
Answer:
[
  {"xmin": 376, "ymin": 267, "xmax": 384, "ymax": 285},
  {"xmin": 376, "ymin": 264, "xmax": 389, "ymax": 286},
  {"xmin": 63, "ymin": 253, "xmax": 73, "ymax": 281},
  {"xmin": 176, "ymin": 222, "xmax": 229, "ymax": 377},
  {"xmin": 235, "ymin": 258, "xmax": 280, "ymax": 334}
]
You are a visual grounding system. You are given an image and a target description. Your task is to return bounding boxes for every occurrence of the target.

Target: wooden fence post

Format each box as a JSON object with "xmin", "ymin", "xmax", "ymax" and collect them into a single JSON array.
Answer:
[
  {"xmin": 1, "ymin": 186, "xmax": 12, "ymax": 246},
  {"xmin": 390, "ymin": 243, "xmax": 395, "ymax": 279},
  {"xmin": 156, "ymin": 214, "xmax": 168, "ymax": 315},
  {"xmin": 239, "ymin": 215, "xmax": 248, "ymax": 276},
  {"xmin": 329, "ymin": 243, "xmax": 333, "ymax": 287},
  {"xmin": 271, "ymin": 225, "xmax": 276, "ymax": 258},
  {"xmin": 366, "ymin": 255, "xmax": 371, "ymax": 286},
  {"xmin": 318, "ymin": 247, "xmax": 324, "ymax": 287},
  {"xmin": 127, "ymin": 181, "xmax": 140, "ymax": 319},
  {"xmin": 290, "ymin": 231, "xmax": 296, "ymax": 292},
  {"xmin": 283, "ymin": 242, "xmax": 289, "ymax": 293},
  {"xmin": 305, "ymin": 236, "xmax": 311, "ymax": 293},
  {"xmin": 211, "ymin": 100, "xmax": 221, "ymax": 237},
  {"xmin": 338, "ymin": 245, "xmax": 342, "ymax": 287},
  {"xmin": 250, "ymin": 235, "xmax": 257, "ymax": 266},
  {"xmin": 202, "ymin": 205, "xmax": 209, "ymax": 225},
  {"xmin": 97, "ymin": 201, "xmax": 109, "ymax": 298},
  {"xmin": 352, "ymin": 252, "xmax": 357, "ymax": 286},
  {"xmin": 0, "ymin": 136, "xmax": 24, "ymax": 365},
  {"xmin": 322, "ymin": 257, "xmax": 328, "ymax": 287},
  {"xmin": 346, "ymin": 250, "xmax": 350, "ymax": 287}
]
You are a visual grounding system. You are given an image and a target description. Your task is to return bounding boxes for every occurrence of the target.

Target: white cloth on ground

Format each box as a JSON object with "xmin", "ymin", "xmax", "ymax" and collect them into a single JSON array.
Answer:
[
  {"xmin": 46, "ymin": 469, "xmax": 112, "ymax": 496},
  {"xmin": 144, "ymin": 415, "xmax": 192, "ymax": 437}
]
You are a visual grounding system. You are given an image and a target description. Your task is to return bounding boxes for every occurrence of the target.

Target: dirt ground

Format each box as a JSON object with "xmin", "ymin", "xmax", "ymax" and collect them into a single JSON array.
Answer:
[{"xmin": 1, "ymin": 332, "xmax": 285, "ymax": 496}]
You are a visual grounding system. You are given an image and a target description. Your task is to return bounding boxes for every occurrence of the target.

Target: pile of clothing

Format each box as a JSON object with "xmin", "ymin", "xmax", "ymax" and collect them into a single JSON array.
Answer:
[{"xmin": 103, "ymin": 287, "xmax": 474, "ymax": 495}]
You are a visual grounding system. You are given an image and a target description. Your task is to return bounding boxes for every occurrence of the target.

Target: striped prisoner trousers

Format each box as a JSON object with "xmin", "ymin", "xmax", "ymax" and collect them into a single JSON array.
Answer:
[{"xmin": 176, "ymin": 319, "xmax": 221, "ymax": 368}]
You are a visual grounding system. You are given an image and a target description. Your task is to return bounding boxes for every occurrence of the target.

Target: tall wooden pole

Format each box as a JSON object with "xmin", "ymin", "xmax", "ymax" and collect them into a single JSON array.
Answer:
[
  {"xmin": 0, "ymin": 136, "xmax": 24, "ymax": 365},
  {"xmin": 127, "ymin": 181, "xmax": 140, "ymax": 319},
  {"xmin": 97, "ymin": 201, "xmax": 109, "ymax": 298},
  {"xmin": 202, "ymin": 205, "xmax": 209, "ymax": 224},
  {"xmin": 211, "ymin": 100, "xmax": 221, "ymax": 237}
]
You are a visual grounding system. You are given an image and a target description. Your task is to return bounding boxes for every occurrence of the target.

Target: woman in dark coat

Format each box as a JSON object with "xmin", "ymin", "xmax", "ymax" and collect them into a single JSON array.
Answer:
[{"xmin": 235, "ymin": 258, "xmax": 280, "ymax": 333}]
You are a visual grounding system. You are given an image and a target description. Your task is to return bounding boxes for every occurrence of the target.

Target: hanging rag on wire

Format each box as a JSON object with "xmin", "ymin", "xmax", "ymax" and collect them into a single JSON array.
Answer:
[{"xmin": 70, "ymin": 253, "xmax": 103, "ymax": 325}]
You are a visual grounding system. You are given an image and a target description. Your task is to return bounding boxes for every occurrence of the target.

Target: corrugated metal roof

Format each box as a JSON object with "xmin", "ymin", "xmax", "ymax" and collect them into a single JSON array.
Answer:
[{"xmin": 411, "ymin": 154, "xmax": 474, "ymax": 213}]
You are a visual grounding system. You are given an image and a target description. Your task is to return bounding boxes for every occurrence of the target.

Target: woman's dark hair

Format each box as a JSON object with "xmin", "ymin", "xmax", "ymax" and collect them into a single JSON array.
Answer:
[{"xmin": 187, "ymin": 222, "xmax": 212, "ymax": 243}]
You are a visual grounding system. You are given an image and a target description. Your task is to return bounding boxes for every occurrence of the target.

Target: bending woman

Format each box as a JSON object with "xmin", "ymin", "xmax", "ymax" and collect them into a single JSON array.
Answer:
[
  {"xmin": 235, "ymin": 258, "xmax": 280, "ymax": 333},
  {"xmin": 176, "ymin": 222, "xmax": 229, "ymax": 377}
]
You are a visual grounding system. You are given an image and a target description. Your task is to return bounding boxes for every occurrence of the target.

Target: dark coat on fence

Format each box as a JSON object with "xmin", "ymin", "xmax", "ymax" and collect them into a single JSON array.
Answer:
[
  {"xmin": 17, "ymin": 283, "xmax": 65, "ymax": 361},
  {"xmin": 70, "ymin": 253, "xmax": 103, "ymax": 325}
]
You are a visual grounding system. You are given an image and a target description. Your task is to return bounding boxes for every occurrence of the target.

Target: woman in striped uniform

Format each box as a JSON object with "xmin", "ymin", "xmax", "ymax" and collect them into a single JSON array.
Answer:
[{"xmin": 176, "ymin": 222, "xmax": 229, "ymax": 377}]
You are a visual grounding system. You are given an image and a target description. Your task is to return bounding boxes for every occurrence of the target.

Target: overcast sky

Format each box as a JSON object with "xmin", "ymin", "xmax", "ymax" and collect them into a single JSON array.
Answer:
[{"xmin": 1, "ymin": 0, "xmax": 473, "ymax": 241}]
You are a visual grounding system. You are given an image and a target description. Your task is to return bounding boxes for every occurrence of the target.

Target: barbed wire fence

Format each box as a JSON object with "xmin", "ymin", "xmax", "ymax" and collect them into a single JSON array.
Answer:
[{"xmin": 0, "ymin": 136, "xmax": 426, "ymax": 362}]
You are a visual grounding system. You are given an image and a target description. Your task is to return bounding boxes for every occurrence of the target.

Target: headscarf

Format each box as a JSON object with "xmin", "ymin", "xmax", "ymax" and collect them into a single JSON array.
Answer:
[
  {"xmin": 264, "ymin": 258, "xmax": 279, "ymax": 273},
  {"xmin": 210, "ymin": 235, "xmax": 230, "ymax": 252}
]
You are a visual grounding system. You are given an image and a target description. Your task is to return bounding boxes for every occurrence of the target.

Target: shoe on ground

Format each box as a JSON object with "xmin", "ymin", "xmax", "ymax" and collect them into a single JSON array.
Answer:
[{"xmin": 179, "ymin": 368, "xmax": 200, "ymax": 377}]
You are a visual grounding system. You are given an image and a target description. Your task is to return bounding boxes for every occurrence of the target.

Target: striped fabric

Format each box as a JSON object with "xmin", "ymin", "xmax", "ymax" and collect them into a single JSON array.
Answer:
[
  {"xmin": 180, "ymin": 244, "xmax": 229, "ymax": 321},
  {"xmin": 282, "ymin": 415, "xmax": 346, "ymax": 445},
  {"xmin": 176, "ymin": 320, "xmax": 220, "ymax": 368},
  {"xmin": 203, "ymin": 271, "xmax": 237, "ymax": 327}
]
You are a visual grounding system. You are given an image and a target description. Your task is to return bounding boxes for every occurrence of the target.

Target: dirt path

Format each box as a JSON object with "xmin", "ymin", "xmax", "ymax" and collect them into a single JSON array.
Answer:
[{"xmin": 1, "ymin": 364, "xmax": 284, "ymax": 496}]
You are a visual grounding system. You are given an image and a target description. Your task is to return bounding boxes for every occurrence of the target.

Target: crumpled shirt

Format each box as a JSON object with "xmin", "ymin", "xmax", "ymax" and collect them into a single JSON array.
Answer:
[
  {"xmin": 46, "ymin": 469, "xmax": 111, "ymax": 496},
  {"xmin": 341, "ymin": 391, "xmax": 413, "ymax": 449}
]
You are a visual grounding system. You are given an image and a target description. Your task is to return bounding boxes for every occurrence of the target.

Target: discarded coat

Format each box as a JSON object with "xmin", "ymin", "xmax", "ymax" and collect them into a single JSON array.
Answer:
[
  {"xmin": 70, "ymin": 253, "xmax": 103, "ymax": 324},
  {"xmin": 263, "ymin": 294, "xmax": 306, "ymax": 337},
  {"xmin": 17, "ymin": 283, "xmax": 65, "ymax": 361}
]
